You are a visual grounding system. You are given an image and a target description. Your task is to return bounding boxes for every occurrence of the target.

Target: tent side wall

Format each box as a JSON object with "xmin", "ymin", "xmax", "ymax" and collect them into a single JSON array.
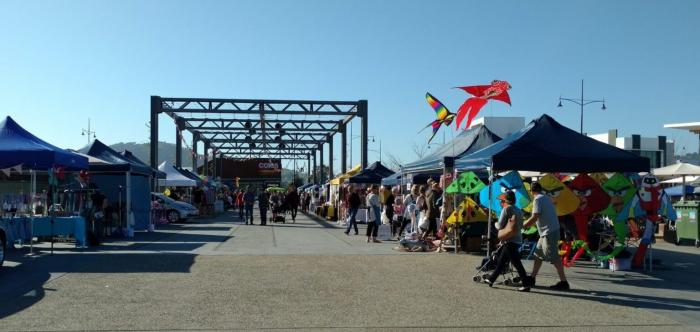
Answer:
[{"xmin": 90, "ymin": 173, "xmax": 151, "ymax": 231}]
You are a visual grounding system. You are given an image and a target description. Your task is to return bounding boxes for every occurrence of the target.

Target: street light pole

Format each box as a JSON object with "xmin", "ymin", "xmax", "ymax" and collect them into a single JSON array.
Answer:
[
  {"xmin": 81, "ymin": 118, "xmax": 97, "ymax": 145},
  {"xmin": 558, "ymin": 79, "xmax": 606, "ymax": 134}
]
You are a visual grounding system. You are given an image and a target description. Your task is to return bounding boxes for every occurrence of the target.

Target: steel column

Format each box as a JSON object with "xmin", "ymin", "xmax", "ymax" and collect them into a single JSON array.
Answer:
[
  {"xmin": 340, "ymin": 122, "xmax": 347, "ymax": 173},
  {"xmin": 307, "ymin": 154, "xmax": 311, "ymax": 183},
  {"xmin": 150, "ymin": 96, "xmax": 161, "ymax": 169},
  {"xmin": 319, "ymin": 144, "xmax": 325, "ymax": 184},
  {"xmin": 192, "ymin": 134, "xmax": 198, "ymax": 174},
  {"xmin": 328, "ymin": 136, "xmax": 334, "ymax": 180},
  {"xmin": 312, "ymin": 151, "xmax": 317, "ymax": 183},
  {"xmin": 203, "ymin": 141, "xmax": 210, "ymax": 176},
  {"xmin": 175, "ymin": 123, "xmax": 182, "ymax": 168},
  {"xmin": 359, "ymin": 100, "xmax": 368, "ymax": 169}
]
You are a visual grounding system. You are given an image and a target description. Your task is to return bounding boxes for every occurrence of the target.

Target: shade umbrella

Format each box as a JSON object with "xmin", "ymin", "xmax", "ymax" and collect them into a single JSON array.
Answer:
[
  {"xmin": 653, "ymin": 162, "xmax": 700, "ymax": 201},
  {"xmin": 266, "ymin": 186, "xmax": 286, "ymax": 193}
]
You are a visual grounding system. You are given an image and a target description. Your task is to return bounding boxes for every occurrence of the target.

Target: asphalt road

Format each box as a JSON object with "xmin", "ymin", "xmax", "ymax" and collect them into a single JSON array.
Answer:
[{"xmin": 1, "ymin": 209, "xmax": 698, "ymax": 331}]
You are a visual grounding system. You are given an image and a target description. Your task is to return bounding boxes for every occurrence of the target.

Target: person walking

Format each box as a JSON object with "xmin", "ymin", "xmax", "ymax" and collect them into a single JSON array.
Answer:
[
  {"xmin": 243, "ymin": 187, "xmax": 256, "ymax": 225},
  {"xmin": 366, "ymin": 185, "xmax": 381, "ymax": 243},
  {"xmin": 383, "ymin": 187, "xmax": 396, "ymax": 237},
  {"xmin": 285, "ymin": 185, "xmax": 300, "ymax": 223},
  {"xmin": 424, "ymin": 182, "xmax": 441, "ymax": 240},
  {"xmin": 344, "ymin": 185, "xmax": 361, "ymax": 235},
  {"xmin": 524, "ymin": 182, "xmax": 570, "ymax": 290},
  {"xmin": 483, "ymin": 190, "xmax": 533, "ymax": 291},
  {"xmin": 236, "ymin": 190, "xmax": 245, "ymax": 220},
  {"xmin": 258, "ymin": 189, "xmax": 270, "ymax": 226}
]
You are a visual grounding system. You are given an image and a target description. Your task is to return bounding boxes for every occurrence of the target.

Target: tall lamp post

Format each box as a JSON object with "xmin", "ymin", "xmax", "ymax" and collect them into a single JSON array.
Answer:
[
  {"xmin": 558, "ymin": 79, "xmax": 606, "ymax": 134},
  {"xmin": 81, "ymin": 118, "xmax": 97, "ymax": 145}
]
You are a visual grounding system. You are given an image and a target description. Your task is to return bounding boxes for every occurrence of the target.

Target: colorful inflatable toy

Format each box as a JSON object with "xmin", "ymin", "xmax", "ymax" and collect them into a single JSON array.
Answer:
[{"xmin": 479, "ymin": 171, "xmax": 530, "ymax": 217}]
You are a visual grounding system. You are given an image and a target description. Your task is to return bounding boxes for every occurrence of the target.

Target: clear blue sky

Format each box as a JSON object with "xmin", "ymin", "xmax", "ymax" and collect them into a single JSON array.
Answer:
[{"xmin": 2, "ymin": 0, "xmax": 699, "ymax": 171}]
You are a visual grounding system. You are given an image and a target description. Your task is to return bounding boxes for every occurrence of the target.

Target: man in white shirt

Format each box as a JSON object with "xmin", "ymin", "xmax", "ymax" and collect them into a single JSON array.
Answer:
[{"xmin": 523, "ymin": 182, "xmax": 569, "ymax": 291}]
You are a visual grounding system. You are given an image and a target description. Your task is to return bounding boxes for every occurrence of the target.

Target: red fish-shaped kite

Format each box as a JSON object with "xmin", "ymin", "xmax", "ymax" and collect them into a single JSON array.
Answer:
[{"xmin": 455, "ymin": 80, "xmax": 512, "ymax": 130}]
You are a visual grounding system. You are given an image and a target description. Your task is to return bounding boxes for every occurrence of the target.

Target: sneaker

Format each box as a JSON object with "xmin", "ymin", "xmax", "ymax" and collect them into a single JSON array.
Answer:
[
  {"xmin": 344, "ymin": 231, "xmax": 349, "ymax": 236},
  {"xmin": 517, "ymin": 286, "xmax": 531, "ymax": 292},
  {"xmin": 482, "ymin": 278, "xmax": 494, "ymax": 287},
  {"xmin": 549, "ymin": 281, "xmax": 570, "ymax": 291}
]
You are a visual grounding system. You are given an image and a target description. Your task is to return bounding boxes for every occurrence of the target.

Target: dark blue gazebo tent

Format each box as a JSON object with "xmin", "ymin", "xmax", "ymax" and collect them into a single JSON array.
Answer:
[
  {"xmin": 455, "ymin": 114, "xmax": 650, "ymax": 173},
  {"xmin": 0, "ymin": 116, "xmax": 87, "ymax": 170},
  {"xmin": 348, "ymin": 162, "xmax": 395, "ymax": 184},
  {"xmin": 86, "ymin": 140, "xmax": 152, "ymax": 231},
  {"xmin": 380, "ymin": 171, "xmax": 442, "ymax": 186},
  {"xmin": 121, "ymin": 150, "xmax": 166, "ymax": 179},
  {"xmin": 403, "ymin": 125, "xmax": 501, "ymax": 174}
]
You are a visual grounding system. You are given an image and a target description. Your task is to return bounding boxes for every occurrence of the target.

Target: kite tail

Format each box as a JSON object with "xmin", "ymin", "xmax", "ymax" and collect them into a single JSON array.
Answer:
[
  {"xmin": 464, "ymin": 98, "xmax": 488, "ymax": 129},
  {"xmin": 456, "ymin": 98, "xmax": 488, "ymax": 130}
]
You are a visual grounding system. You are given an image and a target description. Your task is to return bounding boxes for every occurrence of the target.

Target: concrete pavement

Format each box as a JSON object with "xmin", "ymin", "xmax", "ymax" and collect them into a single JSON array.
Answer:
[{"xmin": 0, "ymin": 208, "xmax": 698, "ymax": 331}]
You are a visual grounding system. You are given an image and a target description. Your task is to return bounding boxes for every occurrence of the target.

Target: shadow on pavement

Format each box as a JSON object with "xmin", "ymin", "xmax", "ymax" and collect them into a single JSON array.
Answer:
[{"xmin": 0, "ymin": 251, "xmax": 196, "ymax": 319}]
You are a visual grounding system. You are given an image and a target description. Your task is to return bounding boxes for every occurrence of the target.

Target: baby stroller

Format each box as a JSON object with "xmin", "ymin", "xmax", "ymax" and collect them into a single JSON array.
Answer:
[
  {"xmin": 270, "ymin": 196, "xmax": 287, "ymax": 223},
  {"xmin": 472, "ymin": 242, "xmax": 522, "ymax": 286}
]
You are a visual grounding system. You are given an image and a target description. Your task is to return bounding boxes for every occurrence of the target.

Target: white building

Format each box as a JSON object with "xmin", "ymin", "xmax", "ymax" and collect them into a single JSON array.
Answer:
[{"xmin": 589, "ymin": 130, "xmax": 674, "ymax": 168}]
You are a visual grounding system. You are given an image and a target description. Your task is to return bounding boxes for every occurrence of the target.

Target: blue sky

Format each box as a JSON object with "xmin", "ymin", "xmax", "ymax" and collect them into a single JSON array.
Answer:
[{"xmin": 1, "ymin": 0, "xmax": 699, "ymax": 172}]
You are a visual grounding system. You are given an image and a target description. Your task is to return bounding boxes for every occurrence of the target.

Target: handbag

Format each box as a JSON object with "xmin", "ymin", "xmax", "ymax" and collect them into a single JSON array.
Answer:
[
  {"xmin": 381, "ymin": 208, "xmax": 391, "ymax": 225},
  {"xmin": 497, "ymin": 215, "xmax": 518, "ymax": 241},
  {"xmin": 418, "ymin": 214, "xmax": 429, "ymax": 230}
]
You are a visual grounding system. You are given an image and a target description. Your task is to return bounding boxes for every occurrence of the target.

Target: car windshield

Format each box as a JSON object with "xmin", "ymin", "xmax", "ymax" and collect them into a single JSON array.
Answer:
[{"xmin": 154, "ymin": 194, "xmax": 175, "ymax": 204}]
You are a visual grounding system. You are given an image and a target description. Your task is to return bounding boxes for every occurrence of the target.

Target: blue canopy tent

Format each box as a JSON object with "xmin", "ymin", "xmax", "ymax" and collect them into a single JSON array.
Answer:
[
  {"xmin": 455, "ymin": 114, "xmax": 650, "ymax": 173},
  {"xmin": 0, "ymin": 116, "xmax": 88, "ymax": 170},
  {"xmin": 665, "ymin": 185, "xmax": 697, "ymax": 197},
  {"xmin": 347, "ymin": 162, "xmax": 395, "ymax": 184},
  {"xmin": 403, "ymin": 125, "xmax": 501, "ymax": 174},
  {"xmin": 85, "ymin": 140, "xmax": 152, "ymax": 232}
]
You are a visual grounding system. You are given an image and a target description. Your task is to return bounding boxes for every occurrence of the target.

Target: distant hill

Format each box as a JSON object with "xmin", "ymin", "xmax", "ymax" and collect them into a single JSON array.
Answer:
[{"xmin": 107, "ymin": 141, "xmax": 194, "ymax": 167}]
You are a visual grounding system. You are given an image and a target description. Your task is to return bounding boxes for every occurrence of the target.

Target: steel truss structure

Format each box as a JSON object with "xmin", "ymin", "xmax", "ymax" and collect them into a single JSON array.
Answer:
[{"xmin": 150, "ymin": 96, "xmax": 368, "ymax": 183}]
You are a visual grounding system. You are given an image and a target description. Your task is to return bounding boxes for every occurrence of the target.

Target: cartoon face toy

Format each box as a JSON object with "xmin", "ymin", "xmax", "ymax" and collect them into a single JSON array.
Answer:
[
  {"xmin": 569, "ymin": 174, "xmax": 610, "ymax": 215},
  {"xmin": 445, "ymin": 171, "xmax": 486, "ymax": 194},
  {"xmin": 479, "ymin": 171, "xmax": 530, "ymax": 216},
  {"xmin": 601, "ymin": 173, "xmax": 636, "ymax": 219},
  {"xmin": 568, "ymin": 173, "xmax": 611, "ymax": 241},
  {"xmin": 539, "ymin": 174, "xmax": 579, "ymax": 216},
  {"xmin": 446, "ymin": 196, "xmax": 487, "ymax": 224}
]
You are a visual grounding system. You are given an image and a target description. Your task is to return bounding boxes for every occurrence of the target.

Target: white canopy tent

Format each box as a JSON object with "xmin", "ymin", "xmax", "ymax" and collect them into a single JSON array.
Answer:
[
  {"xmin": 653, "ymin": 162, "xmax": 700, "ymax": 200},
  {"xmin": 157, "ymin": 161, "xmax": 197, "ymax": 187}
]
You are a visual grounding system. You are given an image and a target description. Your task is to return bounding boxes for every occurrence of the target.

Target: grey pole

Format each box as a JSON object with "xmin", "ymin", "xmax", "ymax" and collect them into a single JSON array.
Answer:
[
  {"xmin": 319, "ymin": 143, "xmax": 325, "ymax": 184},
  {"xmin": 175, "ymin": 123, "xmax": 182, "ymax": 168},
  {"xmin": 192, "ymin": 134, "xmax": 198, "ymax": 174},
  {"xmin": 203, "ymin": 141, "xmax": 210, "ymax": 176}
]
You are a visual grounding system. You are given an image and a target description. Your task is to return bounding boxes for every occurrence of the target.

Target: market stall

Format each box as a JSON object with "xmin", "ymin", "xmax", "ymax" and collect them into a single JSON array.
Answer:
[
  {"xmin": 0, "ymin": 116, "xmax": 89, "ymax": 248},
  {"xmin": 85, "ymin": 140, "xmax": 153, "ymax": 233},
  {"xmin": 347, "ymin": 162, "xmax": 395, "ymax": 223}
]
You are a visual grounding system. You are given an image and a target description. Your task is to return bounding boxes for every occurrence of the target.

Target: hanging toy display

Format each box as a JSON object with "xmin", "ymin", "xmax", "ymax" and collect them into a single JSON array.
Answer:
[
  {"xmin": 625, "ymin": 174, "xmax": 677, "ymax": 268},
  {"xmin": 445, "ymin": 171, "xmax": 485, "ymax": 194},
  {"xmin": 446, "ymin": 196, "xmax": 488, "ymax": 224},
  {"xmin": 479, "ymin": 171, "xmax": 530, "ymax": 217}
]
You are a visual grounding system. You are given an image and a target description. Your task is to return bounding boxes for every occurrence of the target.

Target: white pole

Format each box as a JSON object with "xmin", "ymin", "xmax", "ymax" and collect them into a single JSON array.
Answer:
[
  {"xmin": 486, "ymin": 164, "xmax": 493, "ymax": 257},
  {"xmin": 681, "ymin": 175, "xmax": 686, "ymax": 202}
]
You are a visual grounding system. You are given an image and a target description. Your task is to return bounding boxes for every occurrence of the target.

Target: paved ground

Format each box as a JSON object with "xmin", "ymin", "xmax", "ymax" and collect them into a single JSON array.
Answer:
[{"xmin": 1, "ymin": 209, "xmax": 699, "ymax": 331}]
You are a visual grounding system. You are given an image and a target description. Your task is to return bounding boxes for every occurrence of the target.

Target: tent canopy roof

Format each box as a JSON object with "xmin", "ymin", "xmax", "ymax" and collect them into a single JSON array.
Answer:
[
  {"xmin": 348, "ymin": 161, "xmax": 395, "ymax": 184},
  {"xmin": 330, "ymin": 164, "xmax": 362, "ymax": 185},
  {"xmin": 85, "ymin": 140, "xmax": 153, "ymax": 175},
  {"xmin": 455, "ymin": 114, "xmax": 650, "ymax": 173},
  {"xmin": 403, "ymin": 125, "xmax": 501, "ymax": 173},
  {"xmin": 158, "ymin": 161, "xmax": 197, "ymax": 187},
  {"xmin": 653, "ymin": 162, "xmax": 700, "ymax": 177},
  {"xmin": 0, "ymin": 116, "xmax": 88, "ymax": 170},
  {"xmin": 120, "ymin": 150, "xmax": 166, "ymax": 179}
]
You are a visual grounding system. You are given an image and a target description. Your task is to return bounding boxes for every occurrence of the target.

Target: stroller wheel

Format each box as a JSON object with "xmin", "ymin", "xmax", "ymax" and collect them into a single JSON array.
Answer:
[
  {"xmin": 472, "ymin": 276, "xmax": 481, "ymax": 282},
  {"xmin": 503, "ymin": 279, "xmax": 512, "ymax": 286}
]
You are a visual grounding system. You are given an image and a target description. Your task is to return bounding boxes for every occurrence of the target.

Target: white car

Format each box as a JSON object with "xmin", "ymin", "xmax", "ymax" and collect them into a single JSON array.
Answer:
[{"xmin": 152, "ymin": 193, "xmax": 199, "ymax": 223}]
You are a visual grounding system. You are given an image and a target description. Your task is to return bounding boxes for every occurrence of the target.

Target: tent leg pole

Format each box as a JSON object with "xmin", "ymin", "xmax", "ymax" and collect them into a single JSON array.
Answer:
[{"xmin": 486, "ymin": 164, "xmax": 493, "ymax": 257}]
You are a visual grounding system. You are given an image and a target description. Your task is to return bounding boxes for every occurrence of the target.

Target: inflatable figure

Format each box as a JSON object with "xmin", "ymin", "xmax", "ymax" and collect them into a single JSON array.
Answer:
[
  {"xmin": 479, "ymin": 171, "xmax": 530, "ymax": 217},
  {"xmin": 446, "ymin": 196, "xmax": 488, "ymax": 224},
  {"xmin": 421, "ymin": 92, "xmax": 455, "ymax": 144},
  {"xmin": 455, "ymin": 80, "xmax": 511, "ymax": 130},
  {"xmin": 569, "ymin": 174, "xmax": 611, "ymax": 241},
  {"xmin": 445, "ymin": 171, "xmax": 485, "ymax": 194},
  {"xmin": 626, "ymin": 174, "xmax": 677, "ymax": 267},
  {"xmin": 538, "ymin": 174, "xmax": 580, "ymax": 216},
  {"xmin": 589, "ymin": 173, "xmax": 609, "ymax": 185}
]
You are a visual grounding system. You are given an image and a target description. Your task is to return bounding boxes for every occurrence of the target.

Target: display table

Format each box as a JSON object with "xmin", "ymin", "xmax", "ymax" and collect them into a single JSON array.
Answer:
[{"xmin": 0, "ymin": 216, "xmax": 86, "ymax": 247}]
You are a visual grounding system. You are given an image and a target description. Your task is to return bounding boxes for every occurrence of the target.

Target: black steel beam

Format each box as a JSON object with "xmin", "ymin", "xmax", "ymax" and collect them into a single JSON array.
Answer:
[
  {"xmin": 340, "ymin": 122, "xmax": 347, "ymax": 174},
  {"xmin": 150, "ymin": 96, "xmax": 160, "ymax": 170},
  {"xmin": 359, "ymin": 100, "xmax": 368, "ymax": 169}
]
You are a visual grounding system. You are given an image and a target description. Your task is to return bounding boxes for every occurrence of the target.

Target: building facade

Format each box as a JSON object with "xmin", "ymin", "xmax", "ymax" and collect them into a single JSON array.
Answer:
[{"xmin": 589, "ymin": 130, "xmax": 674, "ymax": 168}]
